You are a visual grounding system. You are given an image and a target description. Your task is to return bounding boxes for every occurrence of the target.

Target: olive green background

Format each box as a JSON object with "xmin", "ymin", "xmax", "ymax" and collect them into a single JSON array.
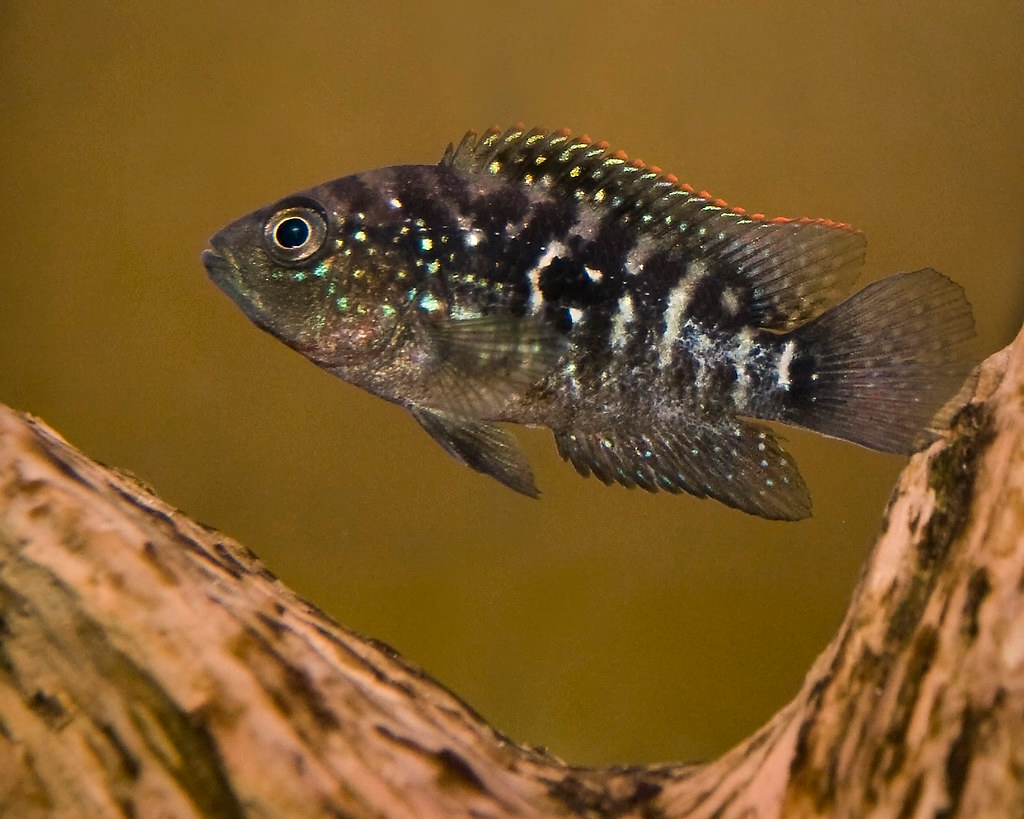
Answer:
[{"xmin": 2, "ymin": 2, "xmax": 1021, "ymax": 766}]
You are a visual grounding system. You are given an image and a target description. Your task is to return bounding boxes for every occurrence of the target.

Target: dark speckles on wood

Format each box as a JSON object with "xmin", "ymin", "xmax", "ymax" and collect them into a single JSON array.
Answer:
[
  {"xmin": 788, "ymin": 670, "xmax": 838, "ymax": 811},
  {"xmin": 211, "ymin": 542, "xmax": 250, "ymax": 579},
  {"xmin": 923, "ymin": 401, "xmax": 997, "ymax": 558},
  {"xmin": 97, "ymin": 720, "xmax": 143, "ymax": 782},
  {"xmin": 433, "ymin": 747, "xmax": 488, "ymax": 793},
  {"xmin": 961, "ymin": 567, "xmax": 991, "ymax": 640},
  {"xmin": 254, "ymin": 609, "xmax": 290, "ymax": 640},
  {"xmin": 884, "ymin": 627, "xmax": 939, "ymax": 780},
  {"xmin": 885, "ymin": 575, "xmax": 931, "ymax": 645},
  {"xmin": 942, "ymin": 705, "xmax": 983, "ymax": 817},
  {"xmin": 885, "ymin": 403, "xmax": 995, "ymax": 646},
  {"xmin": 232, "ymin": 623, "xmax": 342, "ymax": 731},
  {"xmin": 29, "ymin": 688, "xmax": 68, "ymax": 727},
  {"xmin": 898, "ymin": 775, "xmax": 925, "ymax": 819},
  {"xmin": 373, "ymin": 726, "xmax": 489, "ymax": 795},
  {"xmin": 0, "ymin": 616, "xmax": 11, "ymax": 677},
  {"xmin": 543, "ymin": 772, "xmax": 665, "ymax": 817}
]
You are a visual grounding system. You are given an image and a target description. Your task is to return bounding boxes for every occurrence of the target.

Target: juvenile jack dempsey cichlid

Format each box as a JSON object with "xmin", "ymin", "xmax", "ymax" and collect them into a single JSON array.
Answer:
[{"xmin": 203, "ymin": 126, "xmax": 976, "ymax": 520}]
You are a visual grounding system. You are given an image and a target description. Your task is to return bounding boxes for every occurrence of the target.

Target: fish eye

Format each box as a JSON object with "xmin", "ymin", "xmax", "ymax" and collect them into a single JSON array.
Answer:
[
  {"xmin": 264, "ymin": 205, "xmax": 328, "ymax": 264},
  {"xmin": 276, "ymin": 217, "xmax": 309, "ymax": 248}
]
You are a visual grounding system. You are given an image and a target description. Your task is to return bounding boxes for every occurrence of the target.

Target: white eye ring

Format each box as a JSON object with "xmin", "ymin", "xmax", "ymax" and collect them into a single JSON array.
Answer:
[{"xmin": 264, "ymin": 205, "xmax": 328, "ymax": 263}]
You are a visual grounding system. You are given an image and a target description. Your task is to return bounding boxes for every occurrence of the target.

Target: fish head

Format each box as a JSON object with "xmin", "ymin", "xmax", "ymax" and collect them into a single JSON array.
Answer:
[{"xmin": 203, "ymin": 173, "xmax": 414, "ymax": 373}]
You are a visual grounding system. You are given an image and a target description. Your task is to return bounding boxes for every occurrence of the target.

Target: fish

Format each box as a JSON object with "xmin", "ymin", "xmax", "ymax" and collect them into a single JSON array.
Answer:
[{"xmin": 203, "ymin": 125, "xmax": 976, "ymax": 520}]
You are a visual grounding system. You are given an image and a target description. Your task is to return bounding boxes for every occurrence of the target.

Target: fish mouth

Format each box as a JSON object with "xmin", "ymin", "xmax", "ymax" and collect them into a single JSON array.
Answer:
[
  {"xmin": 202, "ymin": 247, "xmax": 236, "ymax": 286},
  {"xmin": 203, "ymin": 244, "xmax": 280, "ymax": 336},
  {"xmin": 203, "ymin": 244, "xmax": 263, "ymax": 319}
]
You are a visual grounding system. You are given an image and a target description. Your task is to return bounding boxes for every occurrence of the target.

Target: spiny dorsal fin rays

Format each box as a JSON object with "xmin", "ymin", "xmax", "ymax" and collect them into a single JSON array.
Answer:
[
  {"xmin": 444, "ymin": 126, "xmax": 682, "ymax": 221},
  {"xmin": 444, "ymin": 126, "xmax": 867, "ymax": 329}
]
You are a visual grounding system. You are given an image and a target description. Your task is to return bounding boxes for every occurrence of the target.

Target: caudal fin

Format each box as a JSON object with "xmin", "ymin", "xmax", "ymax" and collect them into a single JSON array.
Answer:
[{"xmin": 779, "ymin": 269, "xmax": 976, "ymax": 453}]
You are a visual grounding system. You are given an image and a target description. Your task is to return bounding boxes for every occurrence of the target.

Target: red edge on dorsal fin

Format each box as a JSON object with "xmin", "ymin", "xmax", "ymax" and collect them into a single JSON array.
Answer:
[
  {"xmin": 816, "ymin": 216, "xmax": 856, "ymax": 230},
  {"xmin": 457, "ymin": 128, "xmax": 862, "ymax": 232},
  {"xmin": 783, "ymin": 216, "xmax": 859, "ymax": 231}
]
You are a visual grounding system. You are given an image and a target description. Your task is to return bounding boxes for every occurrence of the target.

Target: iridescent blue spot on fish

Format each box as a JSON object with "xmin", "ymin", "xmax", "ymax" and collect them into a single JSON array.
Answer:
[{"xmin": 203, "ymin": 125, "xmax": 977, "ymax": 519}]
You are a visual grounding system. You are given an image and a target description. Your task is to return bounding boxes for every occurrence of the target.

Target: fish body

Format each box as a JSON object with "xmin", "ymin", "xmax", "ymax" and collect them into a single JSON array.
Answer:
[{"xmin": 203, "ymin": 126, "xmax": 975, "ymax": 519}]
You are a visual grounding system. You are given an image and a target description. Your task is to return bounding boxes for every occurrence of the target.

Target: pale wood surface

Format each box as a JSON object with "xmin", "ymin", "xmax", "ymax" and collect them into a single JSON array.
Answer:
[{"xmin": 1, "ymin": 323, "xmax": 1022, "ymax": 817}]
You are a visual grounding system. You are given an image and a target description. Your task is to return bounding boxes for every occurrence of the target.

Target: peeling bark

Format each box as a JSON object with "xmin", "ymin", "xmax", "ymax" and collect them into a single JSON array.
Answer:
[{"xmin": 1, "ymin": 323, "xmax": 1022, "ymax": 818}]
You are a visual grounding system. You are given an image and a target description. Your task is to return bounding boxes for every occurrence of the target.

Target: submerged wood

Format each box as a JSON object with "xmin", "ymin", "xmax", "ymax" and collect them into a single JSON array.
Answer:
[{"xmin": 1, "ymin": 323, "xmax": 1022, "ymax": 818}]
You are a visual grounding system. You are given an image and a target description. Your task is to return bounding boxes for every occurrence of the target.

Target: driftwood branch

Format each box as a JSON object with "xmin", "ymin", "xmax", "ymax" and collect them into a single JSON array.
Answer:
[{"xmin": 1, "ymin": 323, "xmax": 1022, "ymax": 818}]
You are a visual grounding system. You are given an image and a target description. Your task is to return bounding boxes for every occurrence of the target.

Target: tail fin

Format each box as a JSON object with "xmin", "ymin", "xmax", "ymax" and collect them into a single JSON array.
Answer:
[{"xmin": 779, "ymin": 269, "xmax": 976, "ymax": 453}]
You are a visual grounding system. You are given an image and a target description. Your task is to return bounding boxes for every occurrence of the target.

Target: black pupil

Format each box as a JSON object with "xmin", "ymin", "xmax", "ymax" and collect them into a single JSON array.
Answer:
[{"xmin": 276, "ymin": 217, "xmax": 310, "ymax": 249}]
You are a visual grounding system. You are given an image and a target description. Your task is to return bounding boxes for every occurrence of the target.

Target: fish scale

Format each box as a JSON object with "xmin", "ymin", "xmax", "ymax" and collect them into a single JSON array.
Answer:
[{"xmin": 203, "ymin": 126, "xmax": 976, "ymax": 519}]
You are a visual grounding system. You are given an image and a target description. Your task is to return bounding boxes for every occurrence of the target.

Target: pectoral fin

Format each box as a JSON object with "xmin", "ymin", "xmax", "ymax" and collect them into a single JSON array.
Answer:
[
  {"xmin": 554, "ymin": 417, "xmax": 811, "ymax": 520},
  {"xmin": 410, "ymin": 405, "xmax": 538, "ymax": 498},
  {"xmin": 418, "ymin": 314, "xmax": 567, "ymax": 417}
]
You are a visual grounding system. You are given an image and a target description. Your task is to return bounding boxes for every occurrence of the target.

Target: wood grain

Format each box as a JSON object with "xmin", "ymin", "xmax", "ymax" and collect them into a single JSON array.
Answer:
[{"xmin": 1, "ymin": 323, "xmax": 1021, "ymax": 817}]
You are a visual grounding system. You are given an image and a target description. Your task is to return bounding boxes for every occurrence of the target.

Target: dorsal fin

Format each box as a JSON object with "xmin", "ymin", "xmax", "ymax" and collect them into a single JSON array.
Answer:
[{"xmin": 443, "ymin": 126, "xmax": 867, "ymax": 329}]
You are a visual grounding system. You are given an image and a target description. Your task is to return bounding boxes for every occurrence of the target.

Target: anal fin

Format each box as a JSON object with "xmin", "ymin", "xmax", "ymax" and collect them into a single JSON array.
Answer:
[
  {"xmin": 410, "ymin": 405, "xmax": 538, "ymax": 498},
  {"xmin": 554, "ymin": 418, "xmax": 811, "ymax": 520}
]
